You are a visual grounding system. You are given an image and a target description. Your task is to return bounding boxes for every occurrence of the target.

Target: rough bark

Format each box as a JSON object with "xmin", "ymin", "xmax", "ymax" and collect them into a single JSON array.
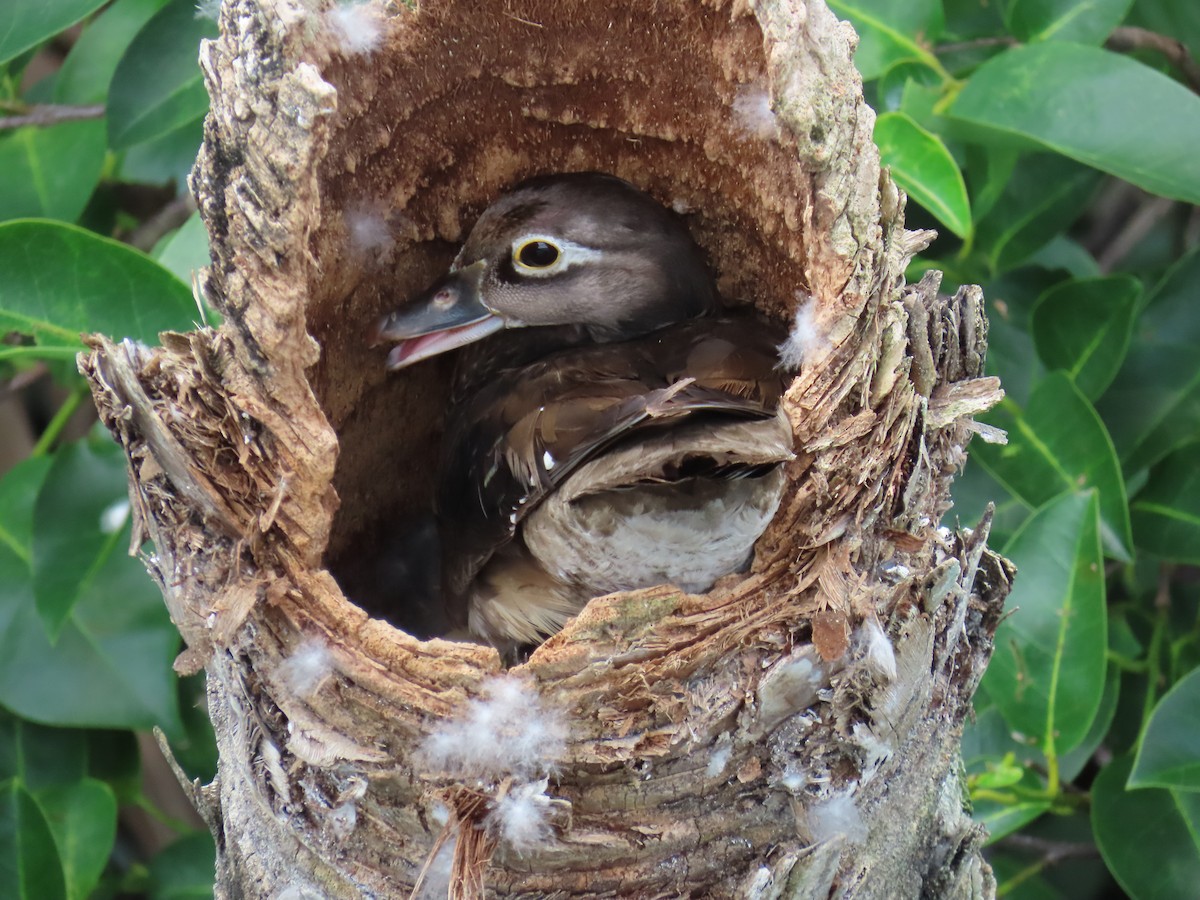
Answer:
[{"xmin": 81, "ymin": 0, "xmax": 1011, "ymax": 896}]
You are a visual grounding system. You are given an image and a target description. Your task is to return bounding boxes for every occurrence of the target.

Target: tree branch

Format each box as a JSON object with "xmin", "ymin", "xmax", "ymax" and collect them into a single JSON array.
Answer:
[
  {"xmin": 1107, "ymin": 26, "xmax": 1200, "ymax": 94},
  {"xmin": 127, "ymin": 194, "xmax": 199, "ymax": 252},
  {"xmin": 1098, "ymin": 195, "xmax": 1176, "ymax": 273},
  {"xmin": 933, "ymin": 35, "xmax": 1016, "ymax": 56},
  {"xmin": 0, "ymin": 104, "xmax": 105, "ymax": 130},
  {"xmin": 996, "ymin": 833, "xmax": 1101, "ymax": 865}
]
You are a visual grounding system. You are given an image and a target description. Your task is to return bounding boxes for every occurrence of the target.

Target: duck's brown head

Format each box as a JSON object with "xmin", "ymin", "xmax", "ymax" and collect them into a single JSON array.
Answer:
[{"xmin": 371, "ymin": 173, "xmax": 718, "ymax": 371}]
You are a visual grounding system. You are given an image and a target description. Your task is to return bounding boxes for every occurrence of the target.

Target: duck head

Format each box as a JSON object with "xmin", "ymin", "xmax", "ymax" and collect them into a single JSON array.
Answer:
[{"xmin": 372, "ymin": 173, "xmax": 718, "ymax": 370}]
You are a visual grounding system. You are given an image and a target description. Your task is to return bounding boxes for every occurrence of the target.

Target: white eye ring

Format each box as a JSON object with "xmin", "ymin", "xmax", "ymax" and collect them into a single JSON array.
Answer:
[{"xmin": 510, "ymin": 234, "xmax": 602, "ymax": 278}]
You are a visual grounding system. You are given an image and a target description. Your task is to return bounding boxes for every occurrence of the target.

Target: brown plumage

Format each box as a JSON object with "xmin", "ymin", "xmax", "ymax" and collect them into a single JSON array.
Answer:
[{"xmin": 372, "ymin": 174, "xmax": 793, "ymax": 649}]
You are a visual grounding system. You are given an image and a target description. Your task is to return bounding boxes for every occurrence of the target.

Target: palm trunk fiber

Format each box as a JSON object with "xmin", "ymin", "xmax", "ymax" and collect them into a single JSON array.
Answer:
[{"xmin": 82, "ymin": 0, "xmax": 1012, "ymax": 896}]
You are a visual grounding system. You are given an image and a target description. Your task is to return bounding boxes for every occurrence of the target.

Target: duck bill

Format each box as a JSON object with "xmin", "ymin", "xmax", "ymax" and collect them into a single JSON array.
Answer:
[{"xmin": 370, "ymin": 261, "xmax": 504, "ymax": 370}]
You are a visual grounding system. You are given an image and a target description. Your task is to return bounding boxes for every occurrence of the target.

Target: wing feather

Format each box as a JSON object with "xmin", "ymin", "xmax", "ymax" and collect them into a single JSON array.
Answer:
[{"xmin": 439, "ymin": 314, "xmax": 789, "ymax": 615}]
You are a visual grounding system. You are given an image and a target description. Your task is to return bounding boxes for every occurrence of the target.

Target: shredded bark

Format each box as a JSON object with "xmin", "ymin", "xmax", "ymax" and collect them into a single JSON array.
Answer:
[{"xmin": 81, "ymin": 0, "xmax": 1010, "ymax": 896}]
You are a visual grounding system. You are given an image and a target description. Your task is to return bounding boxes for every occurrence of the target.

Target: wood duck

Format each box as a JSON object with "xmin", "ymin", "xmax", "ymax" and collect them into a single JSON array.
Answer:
[{"xmin": 372, "ymin": 174, "xmax": 793, "ymax": 649}]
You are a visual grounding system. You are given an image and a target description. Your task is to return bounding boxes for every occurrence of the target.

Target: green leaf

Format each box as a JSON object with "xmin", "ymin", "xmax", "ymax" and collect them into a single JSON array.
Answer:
[
  {"xmin": 948, "ymin": 43, "xmax": 1200, "ymax": 204},
  {"xmin": 171, "ymin": 675, "xmax": 217, "ymax": 784},
  {"xmin": 985, "ymin": 310, "xmax": 1044, "ymax": 409},
  {"xmin": 0, "ymin": 457, "xmax": 52, "ymax": 567},
  {"xmin": 0, "ymin": 458, "xmax": 183, "ymax": 736},
  {"xmin": 994, "ymin": 812, "xmax": 1117, "ymax": 897},
  {"xmin": 977, "ymin": 768, "xmax": 1053, "ymax": 843},
  {"xmin": 1100, "ymin": 250, "xmax": 1200, "ymax": 473},
  {"xmin": 976, "ymin": 372, "xmax": 1133, "ymax": 560},
  {"xmin": 989, "ymin": 854, "xmax": 1064, "ymax": 899},
  {"xmin": 962, "ymin": 701, "xmax": 1026, "ymax": 783},
  {"xmin": 0, "ymin": 122, "xmax": 106, "ymax": 223},
  {"xmin": 147, "ymin": 832, "xmax": 216, "ymax": 900},
  {"xmin": 1130, "ymin": 666, "xmax": 1200, "ymax": 791},
  {"xmin": 0, "ymin": 541, "xmax": 183, "ymax": 735},
  {"xmin": 0, "ymin": 715, "xmax": 88, "ymax": 792},
  {"xmin": 1109, "ymin": 608, "xmax": 1143, "ymax": 660},
  {"xmin": 33, "ymin": 441, "xmax": 132, "ymax": 638},
  {"xmin": 973, "ymin": 154, "xmax": 1100, "ymax": 274},
  {"xmin": 153, "ymin": 212, "xmax": 210, "ymax": 284},
  {"xmin": 1057, "ymin": 661, "xmax": 1120, "ymax": 781},
  {"xmin": 950, "ymin": 458, "xmax": 1031, "ymax": 548},
  {"xmin": 965, "ymin": 144, "xmax": 1018, "ymax": 225},
  {"xmin": 896, "ymin": 73, "xmax": 945, "ymax": 134},
  {"xmin": 874, "ymin": 112, "xmax": 972, "ymax": 238},
  {"xmin": 979, "ymin": 264, "xmax": 1065, "ymax": 408},
  {"xmin": 0, "ymin": 220, "xmax": 195, "ymax": 353},
  {"xmin": 1139, "ymin": 248, "xmax": 1200, "ymax": 346},
  {"xmin": 107, "ymin": 0, "xmax": 218, "ymax": 149},
  {"xmin": 1093, "ymin": 755, "xmax": 1200, "ymax": 899},
  {"xmin": 875, "ymin": 60, "xmax": 942, "ymax": 113},
  {"xmin": 0, "ymin": 716, "xmax": 108, "ymax": 900},
  {"xmin": 34, "ymin": 780, "xmax": 116, "ymax": 900},
  {"xmin": 1131, "ymin": 443, "xmax": 1200, "ymax": 564},
  {"xmin": 86, "ymin": 731, "xmax": 141, "ymax": 804},
  {"xmin": 827, "ymin": 0, "xmax": 946, "ymax": 81},
  {"xmin": 943, "ymin": 0, "xmax": 1006, "ymax": 41},
  {"xmin": 965, "ymin": 664, "xmax": 1120, "ymax": 796},
  {"xmin": 117, "ymin": 116, "xmax": 204, "ymax": 188},
  {"xmin": 1025, "ymin": 236, "xmax": 1101, "ymax": 280},
  {"xmin": 1006, "ymin": 0, "xmax": 1134, "ymax": 44},
  {"xmin": 0, "ymin": 779, "xmax": 67, "ymax": 900},
  {"xmin": 981, "ymin": 491, "xmax": 1107, "ymax": 754},
  {"xmin": 54, "ymin": 0, "xmax": 170, "ymax": 105},
  {"xmin": 962, "ymin": 707, "xmax": 1053, "ymax": 841},
  {"xmin": 1031, "ymin": 275, "xmax": 1140, "ymax": 400},
  {"xmin": 0, "ymin": 0, "xmax": 109, "ymax": 65},
  {"xmin": 1103, "ymin": 341, "xmax": 1200, "ymax": 476}
]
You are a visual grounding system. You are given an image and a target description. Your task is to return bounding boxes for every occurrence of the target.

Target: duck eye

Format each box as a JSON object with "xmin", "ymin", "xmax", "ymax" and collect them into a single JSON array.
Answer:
[{"xmin": 515, "ymin": 240, "xmax": 561, "ymax": 270}]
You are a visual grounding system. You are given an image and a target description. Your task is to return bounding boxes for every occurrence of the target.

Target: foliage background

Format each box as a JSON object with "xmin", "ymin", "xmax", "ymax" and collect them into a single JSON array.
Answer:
[{"xmin": 0, "ymin": 0, "xmax": 1198, "ymax": 896}]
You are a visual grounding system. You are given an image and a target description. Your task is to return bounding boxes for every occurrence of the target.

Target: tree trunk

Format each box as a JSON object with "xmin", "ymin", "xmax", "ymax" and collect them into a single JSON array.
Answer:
[{"xmin": 81, "ymin": 0, "xmax": 1012, "ymax": 896}]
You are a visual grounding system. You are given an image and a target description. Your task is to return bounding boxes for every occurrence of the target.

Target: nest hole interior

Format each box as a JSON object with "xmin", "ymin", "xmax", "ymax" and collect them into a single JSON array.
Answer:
[{"xmin": 304, "ymin": 2, "xmax": 816, "ymax": 636}]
